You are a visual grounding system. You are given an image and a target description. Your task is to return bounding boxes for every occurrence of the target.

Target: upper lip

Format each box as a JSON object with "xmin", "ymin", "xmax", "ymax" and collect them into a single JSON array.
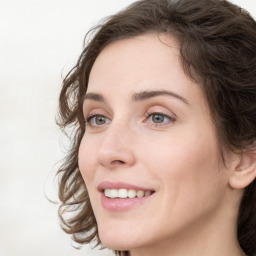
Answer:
[{"xmin": 97, "ymin": 181, "xmax": 155, "ymax": 192}]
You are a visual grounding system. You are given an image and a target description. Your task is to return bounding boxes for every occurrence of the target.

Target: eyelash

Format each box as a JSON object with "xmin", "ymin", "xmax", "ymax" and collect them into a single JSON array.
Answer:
[{"xmin": 84, "ymin": 112, "xmax": 176, "ymax": 129}]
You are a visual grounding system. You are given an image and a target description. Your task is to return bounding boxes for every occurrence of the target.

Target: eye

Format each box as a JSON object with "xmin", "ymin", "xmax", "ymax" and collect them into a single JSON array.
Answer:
[
  {"xmin": 145, "ymin": 112, "xmax": 175, "ymax": 125},
  {"xmin": 85, "ymin": 114, "xmax": 111, "ymax": 128},
  {"xmin": 150, "ymin": 113, "xmax": 165, "ymax": 123}
]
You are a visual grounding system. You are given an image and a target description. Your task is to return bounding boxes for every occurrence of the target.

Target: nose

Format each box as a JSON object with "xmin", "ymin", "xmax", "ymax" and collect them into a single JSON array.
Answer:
[{"xmin": 96, "ymin": 121, "xmax": 136, "ymax": 169}]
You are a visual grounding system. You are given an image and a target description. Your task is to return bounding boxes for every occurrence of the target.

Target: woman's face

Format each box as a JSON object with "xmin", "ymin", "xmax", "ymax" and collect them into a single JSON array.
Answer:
[{"xmin": 79, "ymin": 34, "xmax": 232, "ymax": 253}]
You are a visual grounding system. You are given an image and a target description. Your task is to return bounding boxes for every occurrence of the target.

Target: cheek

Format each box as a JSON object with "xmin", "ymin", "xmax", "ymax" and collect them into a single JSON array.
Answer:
[
  {"xmin": 78, "ymin": 136, "xmax": 97, "ymax": 186},
  {"xmin": 143, "ymin": 130, "xmax": 227, "ymax": 213}
]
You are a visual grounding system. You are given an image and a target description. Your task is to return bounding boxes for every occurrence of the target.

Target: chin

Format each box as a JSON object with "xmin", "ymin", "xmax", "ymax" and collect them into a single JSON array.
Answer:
[
  {"xmin": 100, "ymin": 236, "xmax": 131, "ymax": 251},
  {"xmin": 99, "ymin": 228, "xmax": 141, "ymax": 251}
]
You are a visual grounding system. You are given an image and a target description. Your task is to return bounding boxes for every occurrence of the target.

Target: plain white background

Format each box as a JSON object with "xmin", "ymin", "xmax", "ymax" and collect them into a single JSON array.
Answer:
[{"xmin": 0, "ymin": 1, "xmax": 255, "ymax": 255}]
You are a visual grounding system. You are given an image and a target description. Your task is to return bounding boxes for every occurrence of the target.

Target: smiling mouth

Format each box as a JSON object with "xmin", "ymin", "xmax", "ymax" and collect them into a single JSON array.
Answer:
[{"xmin": 104, "ymin": 188, "xmax": 154, "ymax": 199}]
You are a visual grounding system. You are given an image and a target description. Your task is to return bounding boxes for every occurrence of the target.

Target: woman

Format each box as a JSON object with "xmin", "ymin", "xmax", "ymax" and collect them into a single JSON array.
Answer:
[{"xmin": 57, "ymin": 0, "xmax": 256, "ymax": 255}]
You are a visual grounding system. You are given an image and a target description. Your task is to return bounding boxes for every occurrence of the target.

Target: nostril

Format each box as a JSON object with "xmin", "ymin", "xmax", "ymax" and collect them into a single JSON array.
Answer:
[{"xmin": 111, "ymin": 160, "xmax": 126, "ymax": 165}]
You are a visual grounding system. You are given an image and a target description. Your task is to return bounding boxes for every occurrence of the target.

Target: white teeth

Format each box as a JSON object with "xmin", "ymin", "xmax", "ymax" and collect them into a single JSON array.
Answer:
[
  {"xmin": 104, "ymin": 189, "xmax": 110, "ymax": 197},
  {"xmin": 136, "ymin": 190, "xmax": 144, "ymax": 198},
  {"xmin": 109, "ymin": 189, "xmax": 118, "ymax": 198},
  {"xmin": 118, "ymin": 189, "xmax": 128, "ymax": 198},
  {"xmin": 104, "ymin": 188, "xmax": 152, "ymax": 199},
  {"xmin": 128, "ymin": 189, "xmax": 136, "ymax": 198}
]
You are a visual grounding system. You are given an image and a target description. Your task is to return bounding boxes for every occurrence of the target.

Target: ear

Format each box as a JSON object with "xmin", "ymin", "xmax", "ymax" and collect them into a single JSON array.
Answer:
[{"xmin": 229, "ymin": 148, "xmax": 256, "ymax": 189}]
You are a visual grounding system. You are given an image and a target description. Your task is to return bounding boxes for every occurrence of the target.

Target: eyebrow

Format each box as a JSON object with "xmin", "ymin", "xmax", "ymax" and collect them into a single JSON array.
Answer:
[
  {"xmin": 83, "ymin": 92, "xmax": 106, "ymax": 103},
  {"xmin": 83, "ymin": 90, "xmax": 189, "ymax": 105},
  {"xmin": 132, "ymin": 90, "xmax": 189, "ymax": 105}
]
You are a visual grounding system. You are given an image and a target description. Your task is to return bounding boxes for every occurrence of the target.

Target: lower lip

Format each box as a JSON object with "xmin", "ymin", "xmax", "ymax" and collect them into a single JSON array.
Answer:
[{"xmin": 100, "ymin": 193, "xmax": 153, "ymax": 212}]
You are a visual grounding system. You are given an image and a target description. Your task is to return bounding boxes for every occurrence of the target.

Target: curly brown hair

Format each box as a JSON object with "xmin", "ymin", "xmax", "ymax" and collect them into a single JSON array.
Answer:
[{"xmin": 56, "ymin": 0, "xmax": 256, "ymax": 255}]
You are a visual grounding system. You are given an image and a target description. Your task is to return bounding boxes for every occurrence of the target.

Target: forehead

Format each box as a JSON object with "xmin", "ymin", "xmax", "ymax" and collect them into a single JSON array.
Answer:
[
  {"xmin": 87, "ymin": 34, "xmax": 204, "ymax": 108},
  {"xmin": 88, "ymin": 34, "xmax": 182, "ymax": 88}
]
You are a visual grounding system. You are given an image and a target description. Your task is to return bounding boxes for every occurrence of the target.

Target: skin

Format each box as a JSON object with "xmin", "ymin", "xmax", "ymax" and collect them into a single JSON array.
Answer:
[{"xmin": 78, "ymin": 34, "xmax": 246, "ymax": 256}]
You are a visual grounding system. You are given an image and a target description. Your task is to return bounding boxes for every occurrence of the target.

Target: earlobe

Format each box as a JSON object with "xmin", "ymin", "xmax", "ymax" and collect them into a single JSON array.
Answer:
[{"xmin": 229, "ymin": 150, "xmax": 256, "ymax": 189}]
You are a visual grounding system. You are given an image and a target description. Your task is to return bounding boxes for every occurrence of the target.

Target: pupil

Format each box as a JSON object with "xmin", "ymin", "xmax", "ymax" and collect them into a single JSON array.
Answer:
[
  {"xmin": 96, "ymin": 116, "xmax": 105, "ymax": 125},
  {"xmin": 152, "ymin": 114, "xmax": 164, "ymax": 123}
]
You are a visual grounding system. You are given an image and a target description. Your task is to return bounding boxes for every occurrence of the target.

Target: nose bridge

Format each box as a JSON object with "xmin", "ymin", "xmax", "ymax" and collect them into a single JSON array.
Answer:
[{"xmin": 96, "ymin": 117, "xmax": 136, "ymax": 168}]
